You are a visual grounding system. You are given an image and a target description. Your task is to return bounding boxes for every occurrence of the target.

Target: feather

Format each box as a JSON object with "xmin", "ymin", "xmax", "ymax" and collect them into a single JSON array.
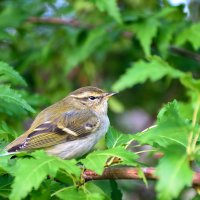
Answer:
[{"xmin": 5, "ymin": 110, "xmax": 100, "ymax": 153}]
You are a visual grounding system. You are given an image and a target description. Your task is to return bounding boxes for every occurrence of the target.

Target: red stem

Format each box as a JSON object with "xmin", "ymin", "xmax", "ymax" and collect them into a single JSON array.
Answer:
[{"xmin": 83, "ymin": 167, "xmax": 200, "ymax": 185}]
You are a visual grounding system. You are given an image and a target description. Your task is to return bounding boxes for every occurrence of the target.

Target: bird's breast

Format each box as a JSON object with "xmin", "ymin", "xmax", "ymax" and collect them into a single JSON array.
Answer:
[{"xmin": 96, "ymin": 114, "xmax": 110, "ymax": 140}]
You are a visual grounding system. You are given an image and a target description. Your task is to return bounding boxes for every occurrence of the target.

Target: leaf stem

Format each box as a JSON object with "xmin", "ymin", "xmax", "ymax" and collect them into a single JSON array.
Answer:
[
  {"xmin": 141, "ymin": 125, "xmax": 157, "ymax": 133},
  {"xmin": 51, "ymin": 187, "xmax": 67, "ymax": 197},
  {"xmin": 192, "ymin": 95, "xmax": 200, "ymax": 127},
  {"xmin": 130, "ymin": 144, "xmax": 143, "ymax": 148},
  {"xmin": 187, "ymin": 94, "xmax": 200, "ymax": 156},
  {"xmin": 135, "ymin": 149, "xmax": 156, "ymax": 154},
  {"xmin": 192, "ymin": 127, "xmax": 200, "ymax": 153},
  {"xmin": 125, "ymin": 138, "xmax": 136, "ymax": 149},
  {"xmin": 125, "ymin": 125, "xmax": 157, "ymax": 149},
  {"xmin": 194, "ymin": 145, "xmax": 200, "ymax": 154}
]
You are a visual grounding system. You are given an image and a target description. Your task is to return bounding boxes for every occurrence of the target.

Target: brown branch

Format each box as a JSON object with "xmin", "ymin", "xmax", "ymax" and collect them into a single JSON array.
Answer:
[
  {"xmin": 83, "ymin": 167, "xmax": 200, "ymax": 185},
  {"xmin": 170, "ymin": 46, "xmax": 200, "ymax": 63},
  {"xmin": 28, "ymin": 17, "xmax": 81, "ymax": 27},
  {"xmin": 83, "ymin": 167, "xmax": 156, "ymax": 181},
  {"xmin": 27, "ymin": 17, "xmax": 200, "ymax": 62}
]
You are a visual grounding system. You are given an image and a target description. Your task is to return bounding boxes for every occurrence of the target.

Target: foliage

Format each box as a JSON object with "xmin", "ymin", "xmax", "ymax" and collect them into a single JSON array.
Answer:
[
  {"xmin": 156, "ymin": 145, "xmax": 193, "ymax": 200},
  {"xmin": 0, "ymin": 0, "xmax": 200, "ymax": 199},
  {"xmin": 112, "ymin": 56, "xmax": 183, "ymax": 92},
  {"xmin": 81, "ymin": 147, "xmax": 138, "ymax": 174}
]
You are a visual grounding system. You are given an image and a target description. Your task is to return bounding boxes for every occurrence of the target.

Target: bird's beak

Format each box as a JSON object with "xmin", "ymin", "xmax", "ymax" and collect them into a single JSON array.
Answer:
[{"xmin": 104, "ymin": 92, "xmax": 117, "ymax": 99}]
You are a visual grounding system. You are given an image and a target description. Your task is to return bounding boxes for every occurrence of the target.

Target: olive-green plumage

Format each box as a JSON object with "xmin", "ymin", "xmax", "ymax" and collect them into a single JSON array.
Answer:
[{"xmin": 5, "ymin": 86, "xmax": 115, "ymax": 159}]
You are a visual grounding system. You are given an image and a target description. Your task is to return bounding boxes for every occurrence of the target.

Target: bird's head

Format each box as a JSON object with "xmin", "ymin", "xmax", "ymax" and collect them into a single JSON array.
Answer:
[{"xmin": 69, "ymin": 86, "xmax": 116, "ymax": 114}]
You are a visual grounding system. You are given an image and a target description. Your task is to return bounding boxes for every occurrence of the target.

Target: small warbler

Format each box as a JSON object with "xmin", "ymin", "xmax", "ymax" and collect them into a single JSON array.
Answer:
[{"xmin": 5, "ymin": 86, "xmax": 116, "ymax": 159}]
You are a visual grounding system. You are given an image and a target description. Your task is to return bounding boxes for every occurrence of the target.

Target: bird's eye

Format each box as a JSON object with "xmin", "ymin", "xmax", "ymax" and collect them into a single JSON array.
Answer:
[{"xmin": 89, "ymin": 96, "xmax": 96, "ymax": 101}]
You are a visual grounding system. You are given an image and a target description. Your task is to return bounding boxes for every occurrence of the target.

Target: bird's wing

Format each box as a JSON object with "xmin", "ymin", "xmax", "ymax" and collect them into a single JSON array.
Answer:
[{"xmin": 6, "ymin": 110, "xmax": 100, "ymax": 152}]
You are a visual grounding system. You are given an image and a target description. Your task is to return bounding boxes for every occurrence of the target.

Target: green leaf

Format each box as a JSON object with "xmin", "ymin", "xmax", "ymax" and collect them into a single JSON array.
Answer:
[
  {"xmin": 93, "ymin": 0, "xmax": 122, "ymax": 23},
  {"xmin": 192, "ymin": 195, "xmax": 200, "ymax": 200},
  {"xmin": 0, "ymin": 121, "xmax": 18, "ymax": 143},
  {"xmin": 137, "ymin": 167, "xmax": 148, "ymax": 187},
  {"xmin": 156, "ymin": 145, "xmax": 193, "ymax": 199},
  {"xmin": 0, "ymin": 175, "xmax": 13, "ymax": 198},
  {"xmin": 110, "ymin": 180, "xmax": 122, "ymax": 200},
  {"xmin": 108, "ymin": 98, "xmax": 124, "ymax": 113},
  {"xmin": 10, "ymin": 151, "xmax": 81, "ymax": 200},
  {"xmin": 84, "ymin": 182, "xmax": 111, "ymax": 200},
  {"xmin": 0, "ymin": 99, "xmax": 28, "ymax": 117},
  {"xmin": 179, "ymin": 91, "xmax": 200, "ymax": 122},
  {"xmin": 81, "ymin": 147, "xmax": 138, "ymax": 174},
  {"xmin": 65, "ymin": 27, "xmax": 106, "ymax": 73},
  {"xmin": 55, "ymin": 183, "xmax": 110, "ymax": 200},
  {"xmin": 155, "ymin": 6, "xmax": 181, "ymax": 19},
  {"xmin": 175, "ymin": 23, "xmax": 200, "ymax": 50},
  {"xmin": 0, "ymin": 5, "xmax": 27, "ymax": 29},
  {"xmin": 136, "ymin": 100, "xmax": 190, "ymax": 148},
  {"xmin": 0, "ymin": 61, "xmax": 27, "ymax": 86},
  {"xmin": 55, "ymin": 186, "xmax": 87, "ymax": 200},
  {"xmin": 112, "ymin": 56, "xmax": 183, "ymax": 92},
  {"xmin": 27, "ymin": 180, "xmax": 51, "ymax": 200},
  {"xmin": 157, "ymin": 23, "xmax": 177, "ymax": 57},
  {"xmin": 181, "ymin": 74, "xmax": 200, "ymax": 94},
  {"xmin": 0, "ymin": 85, "xmax": 35, "ymax": 114},
  {"xmin": 0, "ymin": 155, "xmax": 12, "ymax": 174},
  {"xmin": 105, "ymin": 126, "xmax": 135, "ymax": 148},
  {"xmin": 130, "ymin": 18, "xmax": 160, "ymax": 56}
]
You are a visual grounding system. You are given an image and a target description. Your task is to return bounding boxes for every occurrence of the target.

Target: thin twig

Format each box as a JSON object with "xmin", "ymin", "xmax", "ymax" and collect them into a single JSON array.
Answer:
[
  {"xmin": 27, "ymin": 17, "xmax": 200, "ymax": 62},
  {"xmin": 170, "ymin": 46, "xmax": 200, "ymax": 63},
  {"xmin": 28, "ymin": 17, "xmax": 81, "ymax": 27}
]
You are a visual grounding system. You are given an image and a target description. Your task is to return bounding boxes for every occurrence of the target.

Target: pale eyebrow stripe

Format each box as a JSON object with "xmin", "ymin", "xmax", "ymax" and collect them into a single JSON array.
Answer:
[
  {"xmin": 70, "ymin": 91, "xmax": 103, "ymax": 98},
  {"xmin": 70, "ymin": 91, "xmax": 90, "ymax": 98}
]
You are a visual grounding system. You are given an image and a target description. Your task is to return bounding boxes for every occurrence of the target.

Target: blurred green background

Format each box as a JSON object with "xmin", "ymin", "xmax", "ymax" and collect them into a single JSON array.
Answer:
[{"xmin": 0, "ymin": 0, "xmax": 200, "ymax": 199}]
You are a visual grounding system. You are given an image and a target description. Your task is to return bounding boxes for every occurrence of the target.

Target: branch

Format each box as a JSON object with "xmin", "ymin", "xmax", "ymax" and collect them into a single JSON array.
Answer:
[
  {"xmin": 170, "ymin": 46, "xmax": 200, "ymax": 63},
  {"xmin": 27, "ymin": 17, "xmax": 200, "ymax": 62},
  {"xmin": 28, "ymin": 17, "xmax": 81, "ymax": 27},
  {"xmin": 83, "ymin": 167, "xmax": 200, "ymax": 185}
]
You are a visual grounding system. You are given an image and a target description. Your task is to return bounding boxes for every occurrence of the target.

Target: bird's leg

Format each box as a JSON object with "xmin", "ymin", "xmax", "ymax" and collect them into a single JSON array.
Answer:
[{"xmin": 76, "ymin": 162, "xmax": 86, "ymax": 187}]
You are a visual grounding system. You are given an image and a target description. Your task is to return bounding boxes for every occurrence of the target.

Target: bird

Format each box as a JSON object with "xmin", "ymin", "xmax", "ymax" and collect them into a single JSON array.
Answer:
[{"xmin": 4, "ymin": 86, "xmax": 116, "ymax": 159}]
